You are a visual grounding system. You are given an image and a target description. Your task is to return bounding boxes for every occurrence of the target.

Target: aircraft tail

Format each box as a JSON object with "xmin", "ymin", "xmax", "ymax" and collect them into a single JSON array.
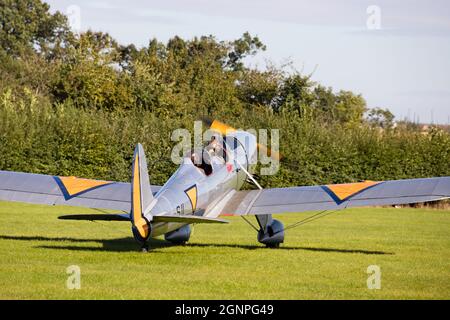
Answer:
[{"xmin": 131, "ymin": 143, "xmax": 154, "ymax": 242}]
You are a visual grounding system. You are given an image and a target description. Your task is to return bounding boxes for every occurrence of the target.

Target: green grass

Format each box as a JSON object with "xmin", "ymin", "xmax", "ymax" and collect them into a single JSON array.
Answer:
[{"xmin": 0, "ymin": 201, "xmax": 449, "ymax": 299}]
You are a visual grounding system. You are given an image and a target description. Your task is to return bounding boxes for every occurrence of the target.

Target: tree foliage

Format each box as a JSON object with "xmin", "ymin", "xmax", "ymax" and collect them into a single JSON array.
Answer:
[
  {"xmin": 0, "ymin": 0, "xmax": 448, "ymax": 186},
  {"xmin": 0, "ymin": 0, "xmax": 71, "ymax": 57}
]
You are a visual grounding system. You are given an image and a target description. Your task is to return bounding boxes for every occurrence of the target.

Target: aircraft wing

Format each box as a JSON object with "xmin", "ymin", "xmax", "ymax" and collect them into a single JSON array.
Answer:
[
  {"xmin": 220, "ymin": 177, "xmax": 450, "ymax": 216},
  {"xmin": 0, "ymin": 170, "xmax": 161, "ymax": 211}
]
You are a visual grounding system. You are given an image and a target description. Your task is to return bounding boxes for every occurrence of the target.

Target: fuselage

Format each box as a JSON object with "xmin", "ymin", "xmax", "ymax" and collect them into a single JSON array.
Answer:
[{"xmin": 148, "ymin": 131, "xmax": 257, "ymax": 237}]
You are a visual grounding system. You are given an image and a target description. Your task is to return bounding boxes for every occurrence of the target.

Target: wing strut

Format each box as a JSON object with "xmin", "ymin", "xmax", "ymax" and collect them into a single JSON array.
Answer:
[
  {"xmin": 272, "ymin": 210, "xmax": 339, "ymax": 236},
  {"xmin": 234, "ymin": 160, "xmax": 273, "ymax": 232}
]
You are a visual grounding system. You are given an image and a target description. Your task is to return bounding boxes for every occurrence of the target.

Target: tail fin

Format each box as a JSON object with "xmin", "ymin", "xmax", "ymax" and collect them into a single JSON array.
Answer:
[{"xmin": 131, "ymin": 143, "xmax": 154, "ymax": 241}]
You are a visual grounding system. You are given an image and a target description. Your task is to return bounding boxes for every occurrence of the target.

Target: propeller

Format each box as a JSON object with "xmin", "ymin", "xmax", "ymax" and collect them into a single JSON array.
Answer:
[{"xmin": 201, "ymin": 118, "xmax": 281, "ymax": 161}]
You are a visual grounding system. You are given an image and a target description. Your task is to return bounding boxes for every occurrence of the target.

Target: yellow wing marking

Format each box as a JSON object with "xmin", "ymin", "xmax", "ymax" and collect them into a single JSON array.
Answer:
[
  {"xmin": 326, "ymin": 180, "xmax": 381, "ymax": 201},
  {"xmin": 58, "ymin": 176, "xmax": 111, "ymax": 197}
]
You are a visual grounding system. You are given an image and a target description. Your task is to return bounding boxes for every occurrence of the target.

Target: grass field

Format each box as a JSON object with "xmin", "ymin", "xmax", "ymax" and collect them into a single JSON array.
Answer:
[{"xmin": 0, "ymin": 201, "xmax": 449, "ymax": 299}]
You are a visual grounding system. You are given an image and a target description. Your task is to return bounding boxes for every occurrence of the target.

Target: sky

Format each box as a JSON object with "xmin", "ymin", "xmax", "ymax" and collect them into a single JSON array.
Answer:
[{"xmin": 46, "ymin": 0, "xmax": 450, "ymax": 124}]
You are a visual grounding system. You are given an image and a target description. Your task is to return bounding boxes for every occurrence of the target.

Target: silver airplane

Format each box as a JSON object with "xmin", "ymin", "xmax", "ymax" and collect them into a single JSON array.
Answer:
[{"xmin": 0, "ymin": 120, "xmax": 449, "ymax": 251}]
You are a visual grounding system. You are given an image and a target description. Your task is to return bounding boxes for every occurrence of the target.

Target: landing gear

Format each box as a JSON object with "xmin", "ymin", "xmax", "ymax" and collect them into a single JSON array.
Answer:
[
  {"xmin": 141, "ymin": 243, "xmax": 149, "ymax": 253},
  {"xmin": 164, "ymin": 225, "xmax": 191, "ymax": 244},
  {"xmin": 257, "ymin": 219, "xmax": 284, "ymax": 248},
  {"xmin": 132, "ymin": 225, "xmax": 151, "ymax": 253}
]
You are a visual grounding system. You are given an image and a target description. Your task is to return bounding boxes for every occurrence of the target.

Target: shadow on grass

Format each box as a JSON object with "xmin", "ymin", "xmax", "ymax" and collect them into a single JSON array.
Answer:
[
  {"xmin": 0, "ymin": 234, "xmax": 394, "ymax": 255},
  {"xmin": 186, "ymin": 243, "xmax": 393, "ymax": 255},
  {"xmin": 0, "ymin": 235, "xmax": 171, "ymax": 252}
]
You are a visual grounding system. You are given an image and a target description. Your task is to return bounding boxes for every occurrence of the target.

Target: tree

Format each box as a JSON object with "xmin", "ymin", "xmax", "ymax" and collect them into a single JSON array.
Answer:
[
  {"xmin": 226, "ymin": 32, "xmax": 266, "ymax": 71},
  {"xmin": 51, "ymin": 31, "xmax": 133, "ymax": 110},
  {"xmin": 236, "ymin": 67, "xmax": 282, "ymax": 108},
  {"xmin": 367, "ymin": 107, "xmax": 395, "ymax": 129},
  {"xmin": 312, "ymin": 85, "xmax": 336, "ymax": 121},
  {"xmin": 334, "ymin": 90, "xmax": 367, "ymax": 125},
  {"xmin": 276, "ymin": 73, "xmax": 315, "ymax": 116},
  {"xmin": 0, "ymin": 0, "xmax": 71, "ymax": 57}
]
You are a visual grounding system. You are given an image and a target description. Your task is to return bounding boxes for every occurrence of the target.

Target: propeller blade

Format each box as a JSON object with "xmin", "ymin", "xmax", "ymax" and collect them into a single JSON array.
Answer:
[
  {"xmin": 208, "ymin": 119, "xmax": 236, "ymax": 135},
  {"xmin": 202, "ymin": 118, "xmax": 281, "ymax": 161},
  {"xmin": 257, "ymin": 142, "xmax": 281, "ymax": 161}
]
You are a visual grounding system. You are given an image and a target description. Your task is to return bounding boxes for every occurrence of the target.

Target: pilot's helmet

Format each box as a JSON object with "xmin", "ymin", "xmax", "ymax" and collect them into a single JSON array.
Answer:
[
  {"xmin": 210, "ymin": 133, "xmax": 221, "ymax": 143},
  {"xmin": 191, "ymin": 152, "xmax": 202, "ymax": 166}
]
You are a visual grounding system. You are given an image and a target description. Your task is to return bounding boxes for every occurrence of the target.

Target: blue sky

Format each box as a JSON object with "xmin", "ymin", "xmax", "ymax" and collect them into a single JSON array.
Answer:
[{"xmin": 46, "ymin": 0, "xmax": 450, "ymax": 124}]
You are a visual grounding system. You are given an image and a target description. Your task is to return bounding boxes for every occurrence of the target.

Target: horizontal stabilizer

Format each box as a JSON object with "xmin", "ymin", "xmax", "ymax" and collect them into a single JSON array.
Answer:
[
  {"xmin": 58, "ymin": 213, "xmax": 228, "ymax": 224},
  {"xmin": 58, "ymin": 214, "xmax": 130, "ymax": 221},
  {"xmin": 153, "ymin": 215, "xmax": 228, "ymax": 224}
]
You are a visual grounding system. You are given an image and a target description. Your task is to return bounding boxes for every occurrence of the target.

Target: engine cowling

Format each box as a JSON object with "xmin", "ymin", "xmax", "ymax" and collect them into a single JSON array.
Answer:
[
  {"xmin": 164, "ymin": 225, "xmax": 191, "ymax": 244},
  {"xmin": 257, "ymin": 219, "xmax": 284, "ymax": 248}
]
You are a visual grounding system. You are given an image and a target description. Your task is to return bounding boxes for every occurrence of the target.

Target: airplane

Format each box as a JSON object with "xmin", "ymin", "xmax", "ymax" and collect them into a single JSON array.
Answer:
[{"xmin": 0, "ymin": 119, "xmax": 449, "ymax": 252}]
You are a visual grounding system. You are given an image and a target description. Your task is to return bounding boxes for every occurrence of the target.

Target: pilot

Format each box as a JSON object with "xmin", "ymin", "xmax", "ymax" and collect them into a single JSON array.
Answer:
[
  {"xmin": 191, "ymin": 152, "xmax": 202, "ymax": 167},
  {"xmin": 206, "ymin": 134, "xmax": 225, "ymax": 162},
  {"xmin": 191, "ymin": 151, "xmax": 213, "ymax": 175}
]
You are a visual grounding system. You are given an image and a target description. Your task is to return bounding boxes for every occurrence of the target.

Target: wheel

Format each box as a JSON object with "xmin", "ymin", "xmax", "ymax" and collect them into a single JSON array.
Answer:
[
  {"xmin": 266, "ymin": 243, "xmax": 280, "ymax": 249},
  {"xmin": 141, "ymin": 244, "xmax": 149, "ymax": 253}
]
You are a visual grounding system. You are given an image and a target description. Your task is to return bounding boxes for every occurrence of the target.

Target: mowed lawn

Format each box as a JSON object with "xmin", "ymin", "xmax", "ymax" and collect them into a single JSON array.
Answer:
[{"xmin": 0, "ymin": 201, "xmax": 449, "ymax": 299}]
